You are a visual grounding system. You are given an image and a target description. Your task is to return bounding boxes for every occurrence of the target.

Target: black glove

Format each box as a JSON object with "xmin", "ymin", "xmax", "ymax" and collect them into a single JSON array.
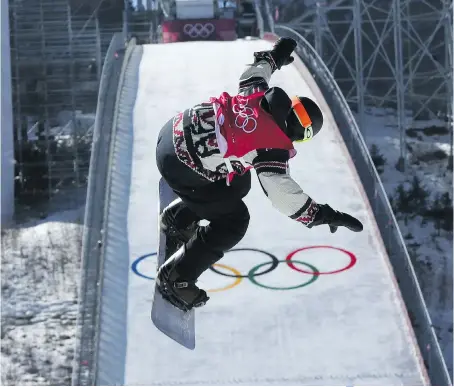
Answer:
[
  {"xmin": 310, "ymin": 204, "xmax": 363, "ymax": 234},
  {"xmin": 253, "ymin": 37, "xmax": 297, "ymax": 72}
]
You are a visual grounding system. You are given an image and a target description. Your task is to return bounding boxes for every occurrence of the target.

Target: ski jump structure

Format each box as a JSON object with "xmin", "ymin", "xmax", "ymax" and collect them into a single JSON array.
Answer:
[{"xmin": 71, "ymin": 30, "xmax": 452, "ymax": 386}]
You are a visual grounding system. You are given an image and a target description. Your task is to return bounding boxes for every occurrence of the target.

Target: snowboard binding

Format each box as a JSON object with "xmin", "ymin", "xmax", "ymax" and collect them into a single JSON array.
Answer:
[{"xmin": 156, "ymin": 253, "xmax": 209, "ymax": 312}]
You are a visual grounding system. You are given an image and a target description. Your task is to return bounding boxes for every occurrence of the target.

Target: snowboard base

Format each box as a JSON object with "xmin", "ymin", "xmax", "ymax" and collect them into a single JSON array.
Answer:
[{"xmin": 150, "ymin": 178, "xmax": 195, "ymax": 350}]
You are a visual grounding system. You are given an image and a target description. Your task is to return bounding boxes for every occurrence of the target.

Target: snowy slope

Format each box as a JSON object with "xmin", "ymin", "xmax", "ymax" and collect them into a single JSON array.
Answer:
[
  {"xmin": 121, "ymin": 40, "xmax": 427, "ymax": 385},
  {"xmin": 1, "ymin": 208, "xmax": 84, "ymax": 385}
]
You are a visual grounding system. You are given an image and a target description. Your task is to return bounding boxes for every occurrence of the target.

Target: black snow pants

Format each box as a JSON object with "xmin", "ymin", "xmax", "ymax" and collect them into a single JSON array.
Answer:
[{"xmin": 156, "ymin": 118, "xmax": 251, "ymax": 281}]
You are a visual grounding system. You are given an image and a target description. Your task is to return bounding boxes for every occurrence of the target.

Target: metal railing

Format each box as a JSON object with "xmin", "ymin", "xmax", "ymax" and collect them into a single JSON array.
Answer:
[
  {"xmin": 71, "ymin": 32, "xmax": 126, "ymax": 386},
  {"xmin": 272, "ymin": 25, "xmax": 451, "ymax": 386},
  {"xmin": 95, "ymin": 37, "xmax": 143, "ymax": 387}
]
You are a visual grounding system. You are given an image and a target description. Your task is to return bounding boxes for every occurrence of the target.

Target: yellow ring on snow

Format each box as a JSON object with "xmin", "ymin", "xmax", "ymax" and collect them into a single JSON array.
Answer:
[{"xmin": 206, "ymin": 263, "xmax": 242, "ymax": 292}]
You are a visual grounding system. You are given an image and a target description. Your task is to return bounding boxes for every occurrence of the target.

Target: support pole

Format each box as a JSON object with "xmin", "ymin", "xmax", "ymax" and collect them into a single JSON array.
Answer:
[
  {"xmin": 39, "ymin": 0, "xmax": 53, "ymax": 203},
  {"xmin": 445, "ymin": 6, "xmax": 453, "ymax": 171},
  {"xmin": 314, "ymin": 1, "xmax": 324, "ymax": 57},
  {"xmin": 393, "ymin": 0, "xmax": 406, "ymax": 172},
  {"xmin": 1, "ymin": 0, "xmax": 15, "ymax": 224},
  {"xmin": 95, "ymin": 15, "xmax": 102, "ymax": 82},
  {"xmin": 68, "ymin": 0, "xmax": 80, "ymax": 188},
  {"xmin": 123, "ymin": 0, "xmax": 129, "ymax": 42},
  {"xmin": 353, "ymin": 0, "xmax": 365, "ymax": 136}
]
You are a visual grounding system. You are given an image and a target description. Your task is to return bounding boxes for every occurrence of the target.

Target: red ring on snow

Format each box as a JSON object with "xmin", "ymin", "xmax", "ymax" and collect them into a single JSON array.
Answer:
[{"xmin": 286, "ymin": 245, "xmax": 357, "ymax": 275}]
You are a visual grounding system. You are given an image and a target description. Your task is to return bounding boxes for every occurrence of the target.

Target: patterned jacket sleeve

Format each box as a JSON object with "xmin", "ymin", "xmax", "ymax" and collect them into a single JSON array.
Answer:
[{"xmin": 249, "ymin": 149, "xmax": 320, "ymax": 227}]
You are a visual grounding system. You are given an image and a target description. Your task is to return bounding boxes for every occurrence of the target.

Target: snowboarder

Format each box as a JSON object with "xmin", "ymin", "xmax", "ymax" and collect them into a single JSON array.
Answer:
[{"xmin": 155, "ymin": 37, "xmax": 363, "ymax": 311}]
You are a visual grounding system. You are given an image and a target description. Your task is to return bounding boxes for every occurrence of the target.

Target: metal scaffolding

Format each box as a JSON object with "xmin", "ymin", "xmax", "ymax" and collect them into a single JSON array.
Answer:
[
  {"xmin": 275, "ymin": 0, "xmax": 453, "ymax": 171},
  {"xmin": 9, "ymin": 0, "xmax": 102, "ymax": 212}
]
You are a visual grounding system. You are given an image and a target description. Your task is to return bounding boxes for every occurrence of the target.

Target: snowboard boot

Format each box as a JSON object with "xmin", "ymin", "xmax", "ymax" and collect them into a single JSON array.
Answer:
[
  {"xmin": 156, "ymin": 246, "xmax": 209, "ymax": 312},
  {"xmin": 160, "ymin": 198, "xmax": 199, "ymax": 244}
]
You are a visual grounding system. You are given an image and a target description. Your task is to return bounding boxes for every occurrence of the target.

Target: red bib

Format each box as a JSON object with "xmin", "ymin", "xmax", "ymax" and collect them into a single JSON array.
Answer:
[{"xmin": 210, "ymin": 91, "xmax": 296, "ymax": 158}]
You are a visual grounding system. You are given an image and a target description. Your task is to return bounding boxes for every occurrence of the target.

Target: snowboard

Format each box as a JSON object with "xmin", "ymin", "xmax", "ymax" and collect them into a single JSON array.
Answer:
[{"xmin": 150, "ymin": 178, "xmax": 196, "ymax": 350}]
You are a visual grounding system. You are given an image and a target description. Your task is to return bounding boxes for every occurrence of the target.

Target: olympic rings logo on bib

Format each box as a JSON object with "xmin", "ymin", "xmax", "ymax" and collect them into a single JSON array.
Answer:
[
  {"xmin": 131, "ymin": 246, "xmax": 357, "ymax": 292},
  {"xmin": 232, "ymin": 97, "xmax": 258, "ymax": 133}
]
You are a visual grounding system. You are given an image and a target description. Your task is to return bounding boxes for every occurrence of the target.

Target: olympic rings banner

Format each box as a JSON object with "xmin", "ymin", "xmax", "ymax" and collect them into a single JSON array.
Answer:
[
  {"xmin": 162, "ymin": 18, "xmax": 236, "ymax": 43},
  {"xmin": 182, "ymin": 23, "xmax": 215, "ymax": 39},
  {"xmin": 131, "ymin": 246, "xmax": 357, "ymax": 292}
]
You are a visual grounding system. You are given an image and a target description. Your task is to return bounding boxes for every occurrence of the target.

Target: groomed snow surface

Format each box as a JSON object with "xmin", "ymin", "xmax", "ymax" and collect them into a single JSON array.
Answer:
[{"xmin": 1, "ymin": 39, "xmax": 452, "ymax": 385}]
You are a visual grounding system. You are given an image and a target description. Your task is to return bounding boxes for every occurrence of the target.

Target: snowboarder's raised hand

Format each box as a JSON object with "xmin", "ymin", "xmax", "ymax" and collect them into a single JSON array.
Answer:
[
  {"xmin": 309, "ymin": 204, "xmax": 363, "ymax": 233},
  {"xmin": 253, "ymin": 37, "xmax": 297, "ymax": 72}
]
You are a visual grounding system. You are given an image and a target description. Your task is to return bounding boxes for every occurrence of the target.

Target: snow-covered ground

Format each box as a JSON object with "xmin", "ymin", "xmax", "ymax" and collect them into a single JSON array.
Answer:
[
  {"xmin": 1, "ymin": 207, "xmax": 84, "ymax": 385},
  {"xmin": 359, "ymin": 106, "xmax": 453, "ymax": 376},
  {"xmin": 1, "ymin": 106, "xmax": 452, "ymax": 384}
]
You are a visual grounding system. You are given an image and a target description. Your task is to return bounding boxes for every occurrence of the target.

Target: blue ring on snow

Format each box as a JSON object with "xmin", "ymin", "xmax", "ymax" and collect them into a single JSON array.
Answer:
[{"xmin": 131, "ymin": 252, "xmax": 157, "ymax": 280}]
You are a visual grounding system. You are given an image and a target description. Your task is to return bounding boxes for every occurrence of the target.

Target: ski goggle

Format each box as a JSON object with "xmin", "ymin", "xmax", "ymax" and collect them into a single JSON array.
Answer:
[{"xmin": 291, "ymin": 96, "xmax": 314, "ymax": 143}]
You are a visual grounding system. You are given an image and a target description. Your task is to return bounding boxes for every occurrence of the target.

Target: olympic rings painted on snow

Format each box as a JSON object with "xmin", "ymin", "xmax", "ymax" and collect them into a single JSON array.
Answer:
[
  {"xmin": 249, "ymin": 260, "xmax": 319, "ymax": 290},
  {"xmin": 286, "ymin": 245, "xmax": 356, "ymax": 275},
  {"xmin": 209, "ymin": 248, "xmax": 278, "ymax": 278},
  {"xmin": 131, "ymin": 252, "xmax": 157, "ymax": 280},
  {"xmin": 206, "ymin": 263, "xmax": 242, "ymax": 292},
  {"xmin": 130, "ymin": 246, "xmax": 357, "ymax": 292},
  {"xmin": 183, "ymin": 23, "xmax": 215, "ymax": 38}
]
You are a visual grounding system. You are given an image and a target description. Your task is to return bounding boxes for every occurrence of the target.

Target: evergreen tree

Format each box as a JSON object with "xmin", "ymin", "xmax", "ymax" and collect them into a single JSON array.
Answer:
[
  {"xmin": 395, "ymin": 183, "xmax": 411, "ymax": 214},
  {"xmin": 369, "ymin": 144, "xmax": 386, "ymax": 174},
  {"xmin": 427, "ymin": 193, "xmax": 443, "ymax": 234},
  {"xmin": 440, "ymin": 192, "xmax": 453, "ymax": 232},
  {"xmin": 408, "ymin": 176, "xmax": 429, "ymax": 214}
]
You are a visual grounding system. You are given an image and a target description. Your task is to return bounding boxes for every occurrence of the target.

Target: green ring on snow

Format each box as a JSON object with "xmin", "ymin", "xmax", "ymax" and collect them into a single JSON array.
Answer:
[{"xmin": 248, "ymin": 259, "xmax": 319, "ymax": 290}]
